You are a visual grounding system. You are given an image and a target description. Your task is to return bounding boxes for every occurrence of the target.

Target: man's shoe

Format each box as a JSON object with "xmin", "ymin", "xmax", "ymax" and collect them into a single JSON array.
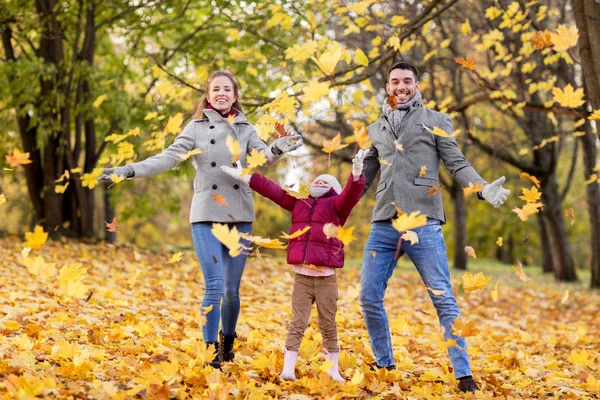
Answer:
[
  {"xmin": 368, "ymin": 362, "xmax": 396, "ymax": 371},
  {"xmin": 219, "ymin": 331, "xmax": 237, "ymax": 362},
  {"xmin": 458, "ymin": 376, "xmax": 479, "ymax": 393}
]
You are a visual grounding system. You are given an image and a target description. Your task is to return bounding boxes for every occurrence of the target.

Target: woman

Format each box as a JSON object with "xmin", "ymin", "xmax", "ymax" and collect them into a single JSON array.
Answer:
[{"xmin": 99, "ymin": 71, "xmax": 302, "ymax": 369}]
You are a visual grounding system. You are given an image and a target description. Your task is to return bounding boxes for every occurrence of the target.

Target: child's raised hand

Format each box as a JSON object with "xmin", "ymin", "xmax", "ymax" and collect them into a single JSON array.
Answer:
[
  {"xmin": 221, "ymin": 161, "xmax": 251, "ymax": 184},
  {"xmin": 352, "ymin": 149, "xmax": 370, "ymax": 179}
]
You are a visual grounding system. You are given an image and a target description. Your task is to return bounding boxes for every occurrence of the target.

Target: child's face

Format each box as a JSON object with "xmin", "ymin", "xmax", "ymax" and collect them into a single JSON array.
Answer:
[{"xmin": 311, "ymin": 180, "xmax": 331, "ymax": 190}]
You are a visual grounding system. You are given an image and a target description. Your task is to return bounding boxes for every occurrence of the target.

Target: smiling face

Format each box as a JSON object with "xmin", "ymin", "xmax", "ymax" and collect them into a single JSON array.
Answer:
[
  {"xmin": 208, "ymin": 75, "xmax": 237, "ymax": 113},
  {"xmin": 386, "ymin": 68, "xmax": 419, "ymax": 105}
]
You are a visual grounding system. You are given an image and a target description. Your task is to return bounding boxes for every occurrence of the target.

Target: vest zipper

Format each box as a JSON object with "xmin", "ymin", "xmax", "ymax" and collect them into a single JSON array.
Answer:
[{"xmin": 303, "ymin": 198, "xmax": 319, "ymax": 264}]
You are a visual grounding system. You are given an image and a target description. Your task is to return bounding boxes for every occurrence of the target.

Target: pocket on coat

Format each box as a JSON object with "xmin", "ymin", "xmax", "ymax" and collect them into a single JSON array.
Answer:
[
  {"xmin": 375, "ymin": 181, "xmax": 387, "ymax": 195},
  {"xmin": 413, "ymin": 177, "xmax": 438, "ymax": 187},
  {"xmin": 194, "ymin": 174, "xmax": 204, "ymax": 192}
]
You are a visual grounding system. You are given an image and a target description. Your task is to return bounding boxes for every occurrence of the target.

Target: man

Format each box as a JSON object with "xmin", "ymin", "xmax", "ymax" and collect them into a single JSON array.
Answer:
[{"xmin": 359, "ymin": 62, "xmax": 510, "ymax": 393}]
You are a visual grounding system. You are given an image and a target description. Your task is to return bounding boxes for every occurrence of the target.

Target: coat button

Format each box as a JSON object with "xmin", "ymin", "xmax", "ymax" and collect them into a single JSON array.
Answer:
[
  {"xmin": 212, "ymin": 184, "xmax": 217, "ymax": 190},
  {"xmin": 209, "ymin": 125, "xmax": 215, "ymax": 129},
  {"xmin": 232, "ymin": 162, "xmax": 237, "ymax": 167},
  {"xmin": 211, "ymin": 161, "xmax": 216, "ymax": 167},
  {"xmin": 233, "ymin": 184, "xmax": 239, "ymax": 190},
  {"xmin": 210, "ymin": 139, "xmax": 216, "ymax": 144}
]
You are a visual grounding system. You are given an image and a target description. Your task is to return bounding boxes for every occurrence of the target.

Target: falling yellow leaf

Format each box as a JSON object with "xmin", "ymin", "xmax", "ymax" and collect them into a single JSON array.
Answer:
[
  {"xmin": 227, "ymin": 114, "xmax": 236, "ymax": 125},
  {"xmin": 379, "ymin": 159, "xmax": 392, "ymax": 166},
  {"xmin": 491, "ymin": 282, "xmax": 499, "ymax": 302},
  {"xmin": 588, "ymin": 110, "xmax": 600, "ymax": 120},
  {"xmin": 285, "ymin": 183, "xmax": 310, "ymax": 199},
  {"xmin": 240, "ymin": 233, "xmax": 287, "ymax": 249},
  {"xmin": 496, "ymin": 237, "xmax": 503, "ymax": 247},
  {"xmin": 512, "ymin": 265, "xmax": 531, "ymax": 282},
  {"xmin": 531, "ymin": 30, "xmax": 553, "ymax": 50},
  {"xmin": 166, "ymin": 251, "xmax": 184, "ymax": 264},
  {"xmin": 512, "ymin": 202, "xmax": 544, "ymax": 221},
  {"xmin": 552, "ymin": 84, "xmax": 585, "ymax": 108},
  {"xmin": 426, "ymin": 286, "xmax": 446, "ymax": 296},
  {"xmin": 452, "ymin": 317, "xmax": 480, "ymax": 337},
  {"xmin": 93, "ymin": 94, "xmax": 107, "ymax": 108},
  {"xmin": 419, "ymin": 166, "xmax": 427, "ymax": 177},
  {"xmin": 177, "ymin": 149, "xmax": 204, "ymax": 160},
  {"xmin": 55, "ymin": 182, "xmax": 69, "ymax": 193},
  {"xmin": 211, "ymin": 223, "xmax": 242, "ymax": 257},
  {"xmin": 401, "ymin": 230, "xmax": 418, "ymax": 245},
  {"xmin": 560, "ymin": 290, "xmax": 569, "ymax": 305},
  {"xmin": 464, "ymin": 246, "xmax": 477, "ymax": 259},
  {"xmin": 81, "ymin": 168, "xmax": 103, "ymax": 189},
  {"xmin": 336, "ymin": 226, "xmax": 356, "ymax": 246},
  {"xmin": 520, "ymin": 172, "xmax": 541, "ymax": 188},
  {"xmin": 5, "ymin": 148, "xmax": 33, "ymax": 167},
  {"xmin": 303, "ymin": 80, "xmax": 331, "ymax": 102},
  {"xmin": 281, "ymin": 226, "xmax": 311, "ymax": 240},
  {"xmin": 392, "ymin": 211, "xmax": 428, "ymax": 232},
  {"xmin": 550, "ymin": 24, "xmax": 579, "ymax": 52},
  {"xmin": 246, "ymin": 149, "xmax": 268, "ymax": 169},
  {"xmin": 226, "ymin": 136, "xmax": 241, "ymax": 163},
  {"xmin": 322, "ymin": 133, "xmax": 349, "ymax": 154},
  {"xmin": 423, "ymin": 125, "xmax": 459, "ymax": 138},
  {"xmin": 24, "ymin": 225, "xmax": 48, "ymax": 250},
  {"xmin": 463, "ymin": 182, "xmax": 484, "ymax": 197},
  {"xmin": 58, "ymin": 263, "xmax": 89, "ymax": 298},
  {"xmin": 0, "ymin": 193, "xmax": 5, "ymax": 206},
  {"xmin": 22, "ymin": 256, "xmax": 56, "ymax": 279},
  {"xmin": 454, "ymin": 57, "xmax": 476, "ymax": 71},
  {"xmin": 110, "ymin": 174, "xmax": 125, "ymax": 184},
  {"xmin": 520, "ymin": 186, "xmax": 542, "ymax": 203},
  {"xmin": 313, "ymin": 47, "xmax": 342, "ymax": 75},
  {"xmin": 462, "ymin": 271, "xmax": 491, "ymax": 292}
]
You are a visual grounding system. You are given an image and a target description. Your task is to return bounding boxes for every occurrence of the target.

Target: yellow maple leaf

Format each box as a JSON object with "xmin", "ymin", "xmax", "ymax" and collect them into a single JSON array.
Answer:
[
  {"xmin": 284, "ymin": 40, "xmax": 318, "ymax": 62},
  {"xmin": 520, "ymin": 172, "xmax": 541, "ymax": 188},
  {"xmin": 401, "ymin": 230, "xmax": 418, "ymax": 245},
  {"xmin": 22, "ymin": 256, "xmax": 56, "ymax": 279},
  {"xmin": 452, "ymin": 317, "xmax": 480, "ymax": 337},
  {"xmin": 164, "ymin": 113, "xmax": 184, "ymax": 134},
  {"xmin": 464, "ymin": 246, "xmax": 477, "ymax": 259},
  {"xmin": 5, "ymin": 148, "xmax": 33, "ymax": 167},
  {"xmin": 322, "ymin": 133, "xmax": 349, "ymax": 154},
  {"xmin": 550, "ymin": 24, "xmax": 579, "ymax": 52},
  {"xmin": 353, "ymin": 125, "xmax": 372, "ymax": 149},
  {"xmin": 423, "ymin": 125, "xmax": 458, "ymax": 138},
  {"xmin": 285, "ymin": 183, "xmax": 310, "ymax": 199},
  {"xmin": 512, "ymin": 265, "xmax": 531, "ymax": 282},
  {"xmin": 336, "ymin": 225, "xmax": 356, "ymax": 246},
  {"xmin": 166, "ymin": 251, "xmax": 183, "ymax": 264},
  {"xmin": 281, "ymin": 226, "xmax": 311, "ymax": 240},
  {"xmin": 588, "ymin": 110, "xmax": 600, "ymax": 120},
  {"xmin": 552, "ymin": 84, "xmax": 585, "ymax": 108},
  {"xmin": 392, "ymin": 211, "xmax": 428, "ymax": 232},
  {"xmin": 25, "ymin": 225, "xmax": 48, "ymax": 250},
  {"xmin": 496, "ymin": 237, "xmax": 503, "ymax": 247},
  {"xmin": 211, "ymin": 223, "xmax": 242, "ymax": 257},
  {"xmin": 4, "ymin": 320, "xmax": 21, "ymax": 331},
  {"xmin": 0, "ymin": 193, "xmax": 5, "ymax": 206},
  {"xmin": 313, "ymin": 47, "xmax": 342, "ymax": 75},
  {"xmin": 303, "ymin": 80, "xmax": 330, "ymax": 102},
  {"xmin": 226, "ymin": 136, "xmax": 241, "ymax": 163},
  {"xmin": 491, "ymin": 282, "xmax": 499, "ymax": 302},
  {"xmin": 354, "ymin": 48, "xmax": 369, "ymax": 66},
  {"xmin": 569, "ymin": 349, "xmax": 592, "ymax": 366},
  {"xmin": 177, "ymin": 149, "xmax": 204, "ymax": 160},
  {"xmin": 351, "ymin": 370, "xmax": 365, "ymax": 385},
  {"xmin": 519, "ymin": 186, "xmax": 542, "ymax": 203},
  {"xmin": 55, "ymin": 182, "xmax": 69, "ymax": 194},
  {"xmin": 512, "ymin": 202, "xmax": 544, "ymax": 221},
  {"xmin": 419, "ymin": 166, "xmax": 427, "ymax": 177},
  {"xmin": 110, "ymin": 174, "xmax": 125, "ymax": 184},
  {"xmin": 81, "ymin": 168, "xmax": 103, "ymax": 189},
  {"xmin": 246, "ymin": 149, "xmax": 268, "ymax": 169},
  {"xmin": 462, "ymin": 271, "xmax": 491, "ymax": 292},
  {"xmin": 463, "ymin": 182, "xmax": 484, "ymax": 197},
  {"xmin": 58, "ymin": 263, "xmax": 89, "ymax": 297}
]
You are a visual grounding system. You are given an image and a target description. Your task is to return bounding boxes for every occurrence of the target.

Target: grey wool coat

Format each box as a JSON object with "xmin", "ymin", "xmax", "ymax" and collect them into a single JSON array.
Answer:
[
  {"xmin": 130, "ymin": 109, "xmax": 280, "ymax": 223},
  {"xmin": 362, "ymin": 98, "xmax": 486, "ymax": 224}
]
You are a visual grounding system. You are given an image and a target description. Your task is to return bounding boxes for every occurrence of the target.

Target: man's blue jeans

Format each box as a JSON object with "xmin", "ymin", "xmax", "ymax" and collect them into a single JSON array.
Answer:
[
  {"xmin": 359, "ymin": 219, "xmax": 472, "ymax": 378},
  {"xmin": 191, "ymin": 222, "xmax": 252, "ymax": 343}
]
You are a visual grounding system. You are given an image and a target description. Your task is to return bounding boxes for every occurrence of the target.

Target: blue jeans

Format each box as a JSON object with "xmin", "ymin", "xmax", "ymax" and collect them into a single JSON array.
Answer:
[
  {"xmin": 191, "ymin": 222, "xmax": 252, "ymax": 343},
  {"xmin": 359, "ymin": 219, "xmax": 472, "ymax": 378}
]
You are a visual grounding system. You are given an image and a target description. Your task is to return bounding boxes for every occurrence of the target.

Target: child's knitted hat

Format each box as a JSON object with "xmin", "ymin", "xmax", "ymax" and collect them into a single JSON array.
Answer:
[{"xmin": 311, "ymin": 174, "xmax": 342, "ymax": 194}]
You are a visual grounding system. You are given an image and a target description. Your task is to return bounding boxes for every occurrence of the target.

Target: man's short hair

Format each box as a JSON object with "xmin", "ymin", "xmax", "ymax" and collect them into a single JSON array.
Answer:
[{"xmin": 388, "ymin": 62, "xmax": 418, "ymax": 81}]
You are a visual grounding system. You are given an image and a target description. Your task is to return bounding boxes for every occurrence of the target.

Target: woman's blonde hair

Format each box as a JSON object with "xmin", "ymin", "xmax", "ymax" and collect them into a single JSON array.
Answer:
[{"xmin": 191, "ymin": 71, "xmax": 244, "ymax": 119}]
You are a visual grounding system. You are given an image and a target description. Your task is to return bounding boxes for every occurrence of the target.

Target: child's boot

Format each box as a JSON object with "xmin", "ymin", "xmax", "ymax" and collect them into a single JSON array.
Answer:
[
  {"xmin": 324, "ymin": 350, "xmax": 345, "ymax": 382},
  {"xmin": 280, "ymin": 349, "xmax": 298, "ymax": 381}
]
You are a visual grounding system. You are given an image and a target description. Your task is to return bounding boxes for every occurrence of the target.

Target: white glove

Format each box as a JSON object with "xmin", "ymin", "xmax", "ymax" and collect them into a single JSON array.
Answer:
[
  {"xmin": 352, "ymin": 149, "xmax": 370, "ymax": 180},
  {"xmin": 97, "ymin": 165, "xmax": 134, "ymax": 181},
  {"xmin": 270, "ymin": 135, "xmax": 303, "ymax": 155},
  {"xmin": 221, "ymin": 161, "xmax": 250, "ymax": 184},
  {"xmin": 481, "ymin": 176, "xmax": 510, "ymax": 208}
]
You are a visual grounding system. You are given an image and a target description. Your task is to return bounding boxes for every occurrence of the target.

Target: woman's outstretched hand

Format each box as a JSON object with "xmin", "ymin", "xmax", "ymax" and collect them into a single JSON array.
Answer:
[
  {"xmin": 97, "ymin": 165, "xmax": 134, "ymax": 181},
  {"xmin": 221, "ymin": 162, "xmax": 251, "ymax": 184}
]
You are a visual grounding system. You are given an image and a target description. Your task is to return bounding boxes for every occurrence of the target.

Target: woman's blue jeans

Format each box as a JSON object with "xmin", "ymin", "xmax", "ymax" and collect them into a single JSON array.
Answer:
[
  {"xmin": 359, "ymin": 219, "xmax": 472, "ymax": 378},
  {"xmin": 191, "ymin": 222, "xmax": 252, "ymax": 343}
]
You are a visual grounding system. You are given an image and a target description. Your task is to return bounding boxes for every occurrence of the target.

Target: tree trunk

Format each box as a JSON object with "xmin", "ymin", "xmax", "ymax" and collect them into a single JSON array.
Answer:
[
  {"xmin": 581, "ymin": 120, "xmax": 600, "ymax": 288},
  {"xmin": 537, "ymin": 214, "xmax": 555, "ymax": 273},
  {"xmin": 573, "ymin": 0, "xmax": 600, "ymax": 118}
]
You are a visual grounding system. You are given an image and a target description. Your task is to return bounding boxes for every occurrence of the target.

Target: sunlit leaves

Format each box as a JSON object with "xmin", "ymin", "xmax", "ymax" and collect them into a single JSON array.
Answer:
[
  {"xmin": 589, "ymin": 110, "xmax": 600, "ymax": 120},
  {"xmin": 463, "ymin": 182, "xmax": 484, "ymax": 197},
  {"xmin": 281, "ymin": 226, "xmax": 310, "ymax": 240},
  {"xmin": 313, "ymin": 47, "xmax": 342, "ymax": 76},
  {"xmin": 531, "ymin": 31, "xmax": 552, "ymax": 50},
  {"xmin": 451, "ymin": 317, "xmax": 480, "ymax": 337},
  {"xmin": 5, "ymin": 148, "xmax": 32, "ymax": 167},
  {"xmin": 322, "ymin": 133, "xmax": 349, "ymax": 154},
  {"xmin": 552, "ymin": 84, "xmax": 585, "ymax": 108},
  {"xmin": 464, "ymin": 246, "xmax": 477, "ymax": 259},
  {"xmin": 246, "ymin": 149, "xmax": 268, "ymax": 169},
  {"xmin": 549, "ymin": 24, "xmax": 579, "ymax": 52},
  {"xmin": 164, "ymin": 113, "xmax": 184, "ymax": 135},
  {"xmin": 105, "ymin": 127, "xmax": 141, "ymax": 144},
  {"xmin": 81, "ymin": 168, "xmax": 103, "ymax": 189},
  {"xmin": 454, "ymin": 57, "xmax": 476, "ymax": 71},
  {"xmin": 24, "ymin": 226, "xmax": 48, "ymax": 250},
  {"xmin": 496, "ymin": 237, "xmax": 503, "ymax": 247},
  {"xmin": 353, "ymin": 48, "xmax": 369, "ymax": 66},
  {"xmin": 391, "ymin": 211, "xmax": 427, "ymax": 232},
  {"xmin": 303, "ymin": 80, "xmax": 330, "ymax": 102},
  {"xmin": 105, "ymin": 218, "xmax": 119, "ymax": 233},
  {"xmin": 166, "ymin": 251, "xmax": 183, "ymax": 264},
  {"xmin": 520, "ymin": 186, "xmax": 542, "ymax": 203},
  {"xmin": 58, "ymin": 263, "xmax": 89, "ymax": 298},
  {"xmin": 211, "ymin": 223, "xmax": 242, "ymax": 257},
  {"xmin": 462, "ymin": 272, "xmax": 491, "ymax": 292},
  {"xmin": 93, "ymin": 94, "xmax": 107, "ymax": 108},
  {"xmin": 284, "ymin": 40, "xmax": 318, "ymax": 62}
]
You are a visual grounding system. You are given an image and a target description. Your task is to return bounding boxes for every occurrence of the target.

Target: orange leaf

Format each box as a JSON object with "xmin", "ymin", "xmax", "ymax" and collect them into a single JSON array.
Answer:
[
  {"xmin": 565, "ymin": 208, "xmax": 575, "ymax": 225},
  {"xmin": 512, "ymin": 264, "xmax": 531, "ymax": 282},
  {"xmin": 531, "ymin": 31, "xmax": 553, "ymax": 50},
  {"xmin": 5, "ymin": 148, "xmax": 33, "ymax": 167},
  {"xmin": 427, "ymin": 185, "xmax": 442, "ymax": 196},
  {"xmin": 386, "ymin": 96, "xmax": 398, "ymax": 110},
  {"xmin": 322, "ymin": 133, "xmax": 349, "ymax": 154},
  {"xmin": 464, "ymin": 246, "xmax": 477, "ymax": 259},
  {"xmin": 212, "ymin": 194, "xmax": 227, "ymax": 206},
  {"xmin": 273, "ymin": 122, "xmax": 294, "ymax": 138},
  {"xmin": 105, "ymin": 217, "xmax": 119, "ymax": 233},
  {"xmin": 454, "ymin": 57, "xmax": 476, "ymax": 71}
]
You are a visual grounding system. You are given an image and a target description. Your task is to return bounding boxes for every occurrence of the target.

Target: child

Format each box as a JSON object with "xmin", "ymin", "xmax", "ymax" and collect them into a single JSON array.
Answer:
[{"xmin": 222, "ymin": 149, "xmax": 369, "ymax": 382}]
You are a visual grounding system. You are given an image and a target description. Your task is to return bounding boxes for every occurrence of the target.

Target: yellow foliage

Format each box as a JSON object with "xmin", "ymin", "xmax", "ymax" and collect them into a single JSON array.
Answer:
[{"xmin": 24, "ymin": 226, "xmax": 48, "ymax": 250}]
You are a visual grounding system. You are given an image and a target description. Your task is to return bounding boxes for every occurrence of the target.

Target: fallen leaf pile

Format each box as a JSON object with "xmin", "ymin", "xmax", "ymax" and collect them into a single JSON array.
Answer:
[{"xmin": 0, "ymin": 236, "xmax": 598, "ymax": 398}]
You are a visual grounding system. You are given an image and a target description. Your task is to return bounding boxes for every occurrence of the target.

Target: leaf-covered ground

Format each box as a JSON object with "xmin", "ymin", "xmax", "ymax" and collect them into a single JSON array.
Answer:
[{"xmin": 1, "ymin": 236, "xmax": 599, "ymax": 399}]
